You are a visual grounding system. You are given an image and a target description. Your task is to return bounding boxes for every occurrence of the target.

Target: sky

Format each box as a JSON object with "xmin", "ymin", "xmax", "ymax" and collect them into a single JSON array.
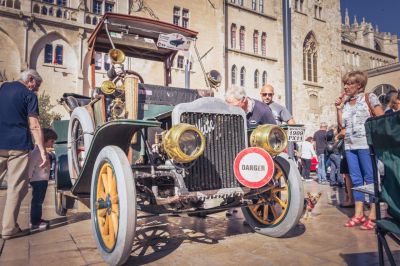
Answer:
[{"xmin": 340, "ymin": 0, "xmax": 400, "ymax": 57}]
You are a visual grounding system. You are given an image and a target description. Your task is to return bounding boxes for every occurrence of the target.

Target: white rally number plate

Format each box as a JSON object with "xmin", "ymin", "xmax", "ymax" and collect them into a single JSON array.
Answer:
[{"xmin": 287, "ymin": 127, "xmax": 305, "ymax": 142}]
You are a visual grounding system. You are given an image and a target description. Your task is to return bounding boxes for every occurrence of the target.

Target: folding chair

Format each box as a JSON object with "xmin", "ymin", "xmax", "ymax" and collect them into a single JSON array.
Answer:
[{"xmin": 365, "ymin": 111, "xmax": 400, "ymax": 266}]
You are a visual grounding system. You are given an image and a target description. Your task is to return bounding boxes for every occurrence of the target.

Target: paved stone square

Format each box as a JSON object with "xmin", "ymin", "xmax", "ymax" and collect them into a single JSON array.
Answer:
[{"xmin": 0, "ymin": 178, "xmax": 399, "ymax": 266}]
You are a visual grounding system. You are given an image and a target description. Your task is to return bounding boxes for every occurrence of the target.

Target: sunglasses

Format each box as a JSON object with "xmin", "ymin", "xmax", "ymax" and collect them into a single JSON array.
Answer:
[{"xmin": 261, "ymin": 93, "xmax": 273, "ymax": 97}]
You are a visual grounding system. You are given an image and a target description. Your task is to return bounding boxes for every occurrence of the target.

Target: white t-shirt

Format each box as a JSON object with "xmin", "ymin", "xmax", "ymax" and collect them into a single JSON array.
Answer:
[
  {"xmin": 29, "ymin": 146, "xmax": 50, "ymax": 182},
  {"xmin": 299, "ymin": 141, "xmax": 316, "ymax": 159}
]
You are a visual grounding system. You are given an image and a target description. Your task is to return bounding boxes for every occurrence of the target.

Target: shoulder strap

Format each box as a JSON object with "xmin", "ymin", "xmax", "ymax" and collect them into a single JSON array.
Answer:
[{"xmin": 364, "ymin": 93, "xmax": 376, "ymax": 117}]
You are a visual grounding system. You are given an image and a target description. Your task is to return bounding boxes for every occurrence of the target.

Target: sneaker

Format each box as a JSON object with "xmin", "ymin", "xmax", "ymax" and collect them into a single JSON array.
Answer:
[
  {"xmin": 1, "ymin": 226, "xmax": 29, "ymax": 240},
  {"xmin": 30, "ymin": 221, "xmax": 49, "ymax": 232}
]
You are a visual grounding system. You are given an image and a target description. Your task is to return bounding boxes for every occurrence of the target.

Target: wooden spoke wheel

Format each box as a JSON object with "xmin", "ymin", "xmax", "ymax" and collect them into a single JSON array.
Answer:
[
  {"xmin": 95, "ymin": 162, "xmax": 119, "ymax": 251},
  {"xmin": 242, "ymin": 155, "xmax": 304, "ymax": 237},
  {"xmin": 91, "ymin": 146, "xmax": 136, "ymax": 266},
  {"xmin": 247, "ymin": 164, "xmax": 289, "ymax": 225}
]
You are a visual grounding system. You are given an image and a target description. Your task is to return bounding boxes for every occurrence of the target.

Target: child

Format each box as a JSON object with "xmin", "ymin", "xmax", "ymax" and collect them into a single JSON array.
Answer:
[{"xmin": 29, "ymin": 128, "xmax": 58, "ymax": 231}]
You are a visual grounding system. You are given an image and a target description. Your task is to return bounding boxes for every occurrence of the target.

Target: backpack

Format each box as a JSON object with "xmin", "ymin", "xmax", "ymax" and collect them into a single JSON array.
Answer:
[{"xmin": 325, "ymin": 141, "xmax": 335, "ymax": 154}]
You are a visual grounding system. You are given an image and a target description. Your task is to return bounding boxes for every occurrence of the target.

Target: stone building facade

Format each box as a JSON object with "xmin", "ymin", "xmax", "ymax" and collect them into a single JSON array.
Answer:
[{"xmin": 0, "ymin": 0, "xmax": 398, "ymax": 133}]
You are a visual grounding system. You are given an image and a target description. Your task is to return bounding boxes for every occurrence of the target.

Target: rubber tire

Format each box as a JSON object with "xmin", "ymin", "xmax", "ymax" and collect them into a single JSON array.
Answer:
[
  {"xmin": 242, "ymin": 153, "xmax": 304, "ymax": 238},
  {"xmin": 67, "ymin": 107, "xmax": 94, "ymax": 184},
  {"xmin": 90, "ymin": 146, "xmax": 136, "ymax": 266},
  {"xmin": 54, "ymin": 188, "xmax": 68, "ymax": 216}
]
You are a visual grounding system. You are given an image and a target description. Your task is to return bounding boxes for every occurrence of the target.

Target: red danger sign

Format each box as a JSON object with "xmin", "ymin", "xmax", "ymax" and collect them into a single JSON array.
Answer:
[{"xmin": 233, "ymin": 147, "xmax": 275, "ymax": 188}]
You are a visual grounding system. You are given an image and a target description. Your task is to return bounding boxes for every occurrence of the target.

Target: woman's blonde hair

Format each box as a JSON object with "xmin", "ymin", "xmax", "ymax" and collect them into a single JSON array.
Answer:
[{"xmin": 342, "ymin": 70, "xmax": 368, "ymax": 92}]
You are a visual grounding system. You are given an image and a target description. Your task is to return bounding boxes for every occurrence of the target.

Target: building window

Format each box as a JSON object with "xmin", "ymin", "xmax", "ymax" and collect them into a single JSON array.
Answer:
[
  {"xmin": 259, "ymin": 0, "xmax": 264, "ymax": 13},
  {"xmin": 239, "ymin": 26, "xmax": 245, "ymax": 51},
  {"xmin": 93, "ymin": 0, "xmax": 102, "ymax": 14},
  {"xmin": 253, "ymin": 30, "xmax": 259, "ymax": 54},
  {"xmin": 231, "ymin": 0, "xmax": 235, "ymax": 3},
  {"xmin": 105, "ymin": 2, "xmax": 114, "ymax": 12},
  {"xmin": 56, "ymin": 8, "xmax": 62, "ymax": 17},
  {"xmin": 182, "ymin": 9, "xmax": 189, "ymax": 28},
  {"xmin": 262, "ymin": 71, "xmax": 267, "ymax": 86},
  {"xmin": 300, "ymin": 0, "xmax": 304, "ymax": 11},
  {"xmin": 238, "ymin": 0, "xmax": 243, "ymax": 6},
  {"xmin": 231, "ymin": 24, "xmax": 237, "ymax": 49},
  {"xmin": 44, "ymin": 44, "xmax": 53, "ymax": 64},
  {"xmin": 294, "ymin": 0, "xmax": 298, "ymax": 11},
  {"xmin": 261, "ymin": 32, "xmax": 266, "ymax": 56},
  {"xmin": 104, "ymin": 54, "xmax": 111, "ymax": 71},
  {"xmin": 373, "ymin": 84, "xmax": 398, "ymax": 108},
  {"xmin": 55, "ymin": 45, "xmax": 63, "ymax": 65},
  {"xmin": 177, "ymin": 56, "xmax": 184, "ymax": 68},
  {"xmin": 43, "ymin": 0, "xmax": 53, "ymax": 3},
  {"xmin": 314, "ymin": 5, "xmax": 322, "ymax": 19},
  {"xmin": 231, "ymin": 65, "xmax": 237, "ymax": 85},
  {"xmin": 57, "ymin": 0, "xmax": 67, "ymax": 6},
  {"xmin": 95, "ymin": 52, "xmax": 102, "ymax": 70},
  {"xmin": 173, "ymin": 6, "xmax": 180, "ymax": 26},
  {"xmin": 303, "ymin": 32, "xmax": 318, "ymax": 82},
  {"xmin": 240, "ymin": 67, "xmax": 246, "ymax": 87},
  {"xmin": 252, "ymin": 0, "xmax": 257, "ymax": 10},
  {"xmin": 254, "ymin": 70, "xmax": 259, "ymax": 88}
]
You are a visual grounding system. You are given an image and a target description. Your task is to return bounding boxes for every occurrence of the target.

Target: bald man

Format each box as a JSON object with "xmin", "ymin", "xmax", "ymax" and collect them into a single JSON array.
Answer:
[{"xmin": 260, "ymin": 84, "xmax": 295, "ymax": 125}]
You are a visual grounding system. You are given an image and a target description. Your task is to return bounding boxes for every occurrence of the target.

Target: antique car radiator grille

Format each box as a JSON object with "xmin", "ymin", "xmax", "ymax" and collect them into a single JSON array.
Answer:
[{"xmin": 180, "ymin": 112, "xmax": 246, "ymax": 191}]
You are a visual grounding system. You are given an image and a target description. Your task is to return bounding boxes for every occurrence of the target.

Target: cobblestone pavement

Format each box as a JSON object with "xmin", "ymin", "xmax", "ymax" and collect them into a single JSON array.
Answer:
[{"xmin": 0, "ymin": 177, "xmax": 399, "ymax": 266}]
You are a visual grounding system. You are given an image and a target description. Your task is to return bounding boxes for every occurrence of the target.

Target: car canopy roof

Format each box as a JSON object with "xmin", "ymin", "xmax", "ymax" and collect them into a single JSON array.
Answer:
[{"xmin": 88, "ymin": 13, "xmax": 198, "ymax": 62}]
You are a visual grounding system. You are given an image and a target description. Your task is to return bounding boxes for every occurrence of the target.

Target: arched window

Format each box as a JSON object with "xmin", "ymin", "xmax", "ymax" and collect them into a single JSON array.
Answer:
[
  {"xmin": 303, "ymin": 32, "xmax": 318, "ymax": 82},
  {"xmin": 259, "ymin": 0, "xmax": 264, "ymax": 13},
  {"xmin": 44, "ymin": 44, "xmax": 53, "ymax": 64},
  {"xmin": 56, "ymin": 8, "xmax": 62, "ymax": 18},
  {"xmin": 92, "ymin": 17, "xmax": 98, "ymax": 25},
  {"xmin": 252, "ymin": 0, "xmax": 257, "ymax": 10},
  {"xmin": 231, "ymin": 24, "xmax": 237, "ymax": 49},
  {"xmin": 57, "ymin": 0, "xmax": 67, "ymax": 6},
  {"xmin": 85, "ymin": 15, "xmax": 91, "ymax": 24},
  {"xmin": 373, "ymin": 84, "xmax": 398, "ymax": 108},
  {"xmin": 95, "ymin": 52, "xmax": 102, "ymax": 70},
  {"xmin": 6, "ymin": 0, "xmax": 12, "ymax": 8},
  {"xmin": 41, "ymin": 6, "xmax": 48, "ymax": 15},
  {"xmin": 253, "ymin": 30, "xmax": 259, "ymax": 54},
  {"xmin": 240, "ymin": 67, "xmax": 246, "ymax": 87},
  {"xmin": 238, "ymin": 0, "xmax": 243, "ymax": 6},
  {"xmin": 55, "ymin": 45, "xmax": 63, "ymax": 65},
  {"xmin": 49, "ymin": 7, "xmax": 54, "ymax": 16},
  {"xmin": 261, "ymin": 32, "xmax": 266, "ymax": 56},
  {"xmin": 262, "ymin": 71, "xmax": 267, "ymax": 86},
  {"xmin": 239, "ymin": 26, "xmax": 245, "ymax": 51},
  {"xmin": 14, "ymin": 0, "xmax": 21, "ymax": 9},
  {"xmin": 33, "ymin": 4, "xmax": 40, "ymax": 13},
  {"xmin": 231, "ymin": 65, "xmax": 237, "ymax": 85},
  {"xmin": 254, "ymin": 70, "xmax": 259, "ymax": 88}
]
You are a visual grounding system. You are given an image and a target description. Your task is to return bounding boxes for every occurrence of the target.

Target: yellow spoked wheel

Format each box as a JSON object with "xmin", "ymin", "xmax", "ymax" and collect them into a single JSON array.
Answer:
[
  {"xmin": 95, "ymin": 162, "xmax": 119, "ymax": 251},
  {"xmin": 91, "ymin": 146, "xmax": 136, "ymax": 266},
  {"xmin": 242, "ymin": 156, "xmax": 304, "ymax": 237},
  {"xmin": 248, "ymin": 163, "xmax": 289, "ymax": 225}
]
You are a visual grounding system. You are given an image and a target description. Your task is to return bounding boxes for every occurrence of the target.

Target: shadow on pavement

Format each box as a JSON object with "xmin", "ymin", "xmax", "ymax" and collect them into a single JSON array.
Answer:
[{"xmin": 340, "ymin": 250, "xmax": 400, "ymax": 266}]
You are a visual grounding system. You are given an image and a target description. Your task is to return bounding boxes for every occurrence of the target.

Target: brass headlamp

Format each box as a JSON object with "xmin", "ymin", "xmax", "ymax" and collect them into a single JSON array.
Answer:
[
  {"xmin": 162, "ymin": 123, "xmax": 206, "ymax": 163},
  {"xmin": 250, "ymin": 125, "xmax": 288, "ymax": 156},
  {"xmin": 109, "ymin": 49, "xmax": 126, "ymax": 64}
]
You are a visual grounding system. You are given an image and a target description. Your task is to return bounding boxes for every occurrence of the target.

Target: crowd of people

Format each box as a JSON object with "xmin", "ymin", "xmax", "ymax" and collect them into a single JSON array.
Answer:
[{"xmin": 0, "ymin": 67, "xmax": 398, "ymax": 239}]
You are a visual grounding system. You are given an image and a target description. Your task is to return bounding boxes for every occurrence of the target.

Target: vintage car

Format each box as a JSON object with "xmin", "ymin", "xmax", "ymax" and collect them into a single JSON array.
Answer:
[{"xmin": 53, "ymin": 13, "xmax": 304, "ymax": 266}]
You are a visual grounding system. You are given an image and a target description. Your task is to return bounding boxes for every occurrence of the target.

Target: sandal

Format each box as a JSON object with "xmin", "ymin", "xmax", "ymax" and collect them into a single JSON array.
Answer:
[
  {"xmin": 360, "ymin": 219, "xmax": 376, "ymax": 230},
  {"xmin": 344, "ymin": 215, "xmax": 366, "ymax": 227}
]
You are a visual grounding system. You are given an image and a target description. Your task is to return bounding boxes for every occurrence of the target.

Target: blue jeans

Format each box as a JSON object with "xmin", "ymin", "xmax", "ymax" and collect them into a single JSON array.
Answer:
[
  {"xmin": 328, "ymin": 153, "xmax": 342, "ymax": 185},
  {"xmin": 30, "ymin": 181, "xmax": 48, "ymax": 225},
  {"xmin": 345, "ymin": 149, "xmax": 374, "ymax": 202},
  {"xmin": 317, "ymin": 154, "xmax": 327, "ymax": 182}
]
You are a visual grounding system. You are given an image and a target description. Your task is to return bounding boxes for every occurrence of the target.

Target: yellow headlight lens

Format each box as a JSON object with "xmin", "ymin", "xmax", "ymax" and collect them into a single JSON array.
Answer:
[
  {"xmin": 250, "ymin": 125, "xmax": 288, "ymax": 156},
  {"xmin": 163, "ymin": 123, "xmax": 206, "ymax": 163}
]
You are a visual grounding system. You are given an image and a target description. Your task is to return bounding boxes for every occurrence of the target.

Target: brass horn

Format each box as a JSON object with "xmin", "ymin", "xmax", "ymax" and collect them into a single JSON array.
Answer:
[
  {"xmin": 100, "ymin": 80, "xmax": 116, "ymax": 95},
  {"xmin": 206, "ymin": 70, "xmax": 222, "ymax": 89},
  {"xmin": 109, "ymin": 49, "xmax": 126, "ymax": 64}
]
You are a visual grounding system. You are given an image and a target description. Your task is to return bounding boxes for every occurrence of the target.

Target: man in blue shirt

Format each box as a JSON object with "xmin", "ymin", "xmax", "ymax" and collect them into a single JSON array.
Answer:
[
  {"xmin": 0, "ymin": 69, "xmax": 47, "ymax": 239},
  {"xmin": 225, "ymin": 86, "xmax": 276, "ymax": 128}
]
